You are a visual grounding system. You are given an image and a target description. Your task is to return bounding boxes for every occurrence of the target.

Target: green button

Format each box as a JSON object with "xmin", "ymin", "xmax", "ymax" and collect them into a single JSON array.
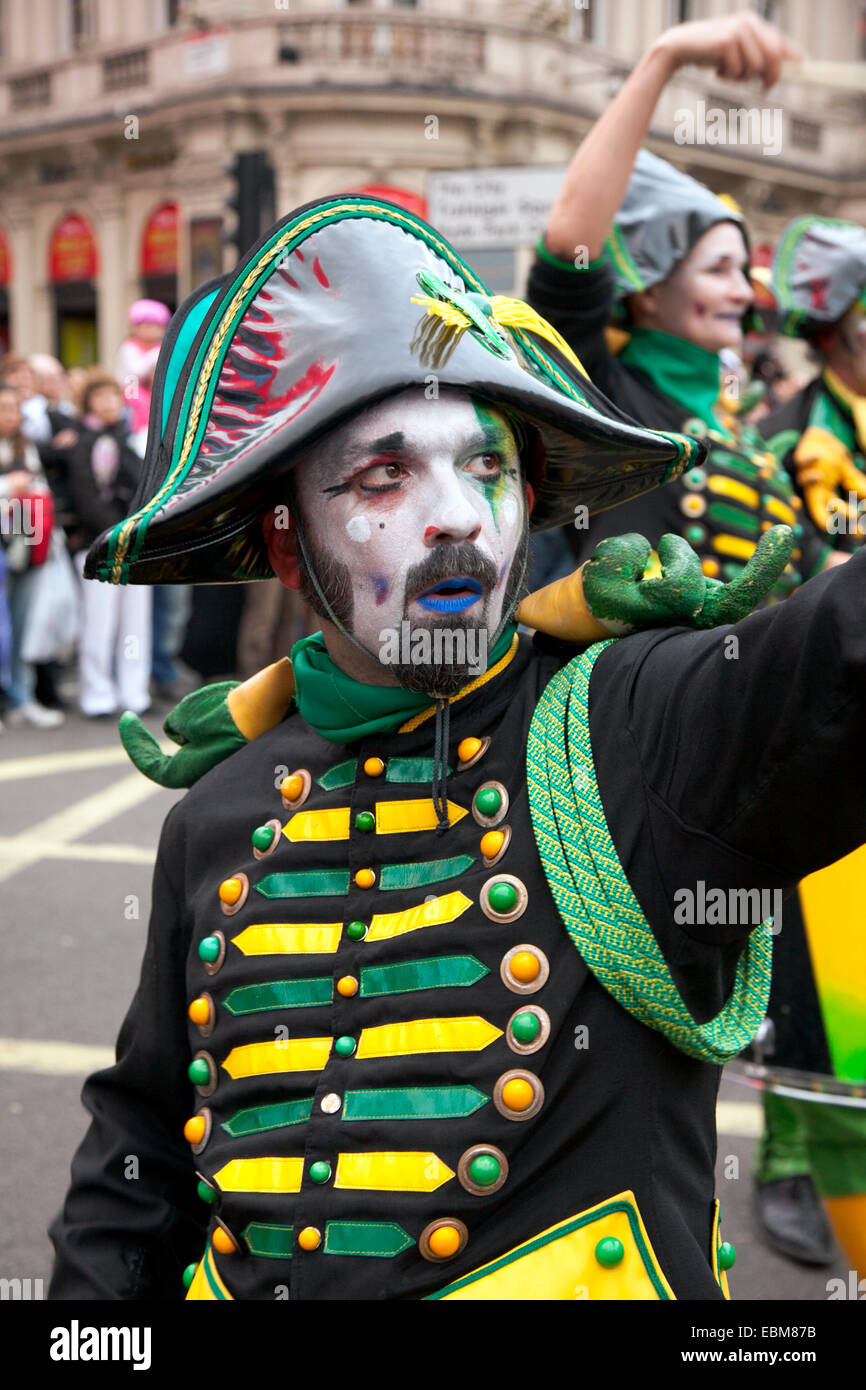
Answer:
[
  {"xmin": 488, "ymin": 881, "xmax": 517, "ymax": 914},
  {"xmin": 468, "ymin": 1154, "xmax": 501, "ymax": 1187},
  {"xmin": 252, "ymin": 824, "xmax": 276, "ymax": 853},
  {"xmin": 354, "ymin": 812, "xmax": 375, "ymax": 833},
  {"xmin": 718, "ymin": 1241, "xmax": 736, "ymax": 1271},
  {"xmin": 511, "ymin": 1011, "xmax": 540, "ymax": 1044},
  {"xmin": 346, "ymin": 921, "xmax": 367, "ymax": 941},
  {"xmin": 197, "ymin": 1179, "xmax": 218, "ymax": 1205},
  {"xmin": 685, "ymin": 524, "xmax": 706, "ymax": 545},
  {"xmin": 474, "ymin": 787, "xmax": 502, "ymax": 818},
  {"xmin": 309, "ymin": 1161, "xmax": 332, "ymax": 1185},
  {"xmin": 595, "ymin": 1236, "xmax": 624, "ymax": 1268},
  {"xmin": 334, "ymin": 1035, "xmax": 356, "ymax": 1057},
  {"xmin": 182, "ymin": 1262, "xmax": 198, "ymax": 1290},
  {"xmin": 198, "ymin": 935, "xmax": 221, "ymax": 964},
  {"xmin": 684, "ymin": 467, "xmax": 707, "ymax": 489},
  {"xmin": 188, "ymin": 1058, "xmax": 212, "ymax": 1086}
]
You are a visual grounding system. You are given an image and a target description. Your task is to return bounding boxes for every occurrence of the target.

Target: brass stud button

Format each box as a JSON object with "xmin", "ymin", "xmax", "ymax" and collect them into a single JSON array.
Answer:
[
  {"xmin": 506, "ymin": 1005, "xmax": 551, "ymax": 1055},
  {"xmin": 472, "ymin": 780, "xmax": 509, "ymax": 827},
  {"xmin": 458, "ymin": 1145, "xmax": 509, "ymax": 1196},
  {"xmin": 419, "ymin": 1217, "xmax": 469, "ymax": 1263},
  {"xmin": 494, "ymin": 1069, "xmax": 545, "ymax": 1122},
  {"xmin": 501, "ymin": 944, "xmax": 549, "ymax": 995},
  {"xmin": 480, "ymin": 874, "xmax": 528, "ymax": 924},
  {"xmin": 252, "ymin": 818, "xmax": 283, "ymax": 860},
  {"xmin": 280, "ymin": 768, "xmax": 312, "ymax": 809},
  {"xmin": 198, "ymin": 930, "xmax": 226, "ymax": 977},
  {"xmin": 218, "ymin": 872, "xmax": 249, "ymax": 917}
]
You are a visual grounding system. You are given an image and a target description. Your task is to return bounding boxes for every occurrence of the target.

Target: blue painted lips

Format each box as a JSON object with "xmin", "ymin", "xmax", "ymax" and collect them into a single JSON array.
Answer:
[{"xmin": 416, "ymin": 577, "xmax": 483, "ymax": 613}]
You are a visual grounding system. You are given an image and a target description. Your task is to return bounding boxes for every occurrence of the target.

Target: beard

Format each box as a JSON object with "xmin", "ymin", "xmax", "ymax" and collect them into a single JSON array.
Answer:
[{"xmin": 297, "ymin": 523, "xmax": 529, "ymax": 698}]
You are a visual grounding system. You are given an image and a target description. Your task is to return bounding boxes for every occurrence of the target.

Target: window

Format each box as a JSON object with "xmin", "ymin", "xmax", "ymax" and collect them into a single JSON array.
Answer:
[{"xmin": 70, "ymin": 0, "xmax": 95, "ymax": 50}]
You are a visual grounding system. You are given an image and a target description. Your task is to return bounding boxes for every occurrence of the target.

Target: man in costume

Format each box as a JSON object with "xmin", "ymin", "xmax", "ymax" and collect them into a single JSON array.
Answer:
[{"xmin": 48, "ymin": 194, "xmax": 866, "ymax": 1301}]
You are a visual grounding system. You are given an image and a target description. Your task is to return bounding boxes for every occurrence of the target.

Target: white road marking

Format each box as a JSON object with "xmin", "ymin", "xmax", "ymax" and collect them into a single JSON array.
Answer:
[
  {"xmin": 716, "ymin": 1100, "xmax": 762, "ymax": 1137},
  {"xmin": 0, "ymin": 745, "xmax": 132, "ymax": 781},
  {"xmin": 0, "ymin": 1038, "xmax": 115, "ymax": 1075},
  {"xmin": 0, "ymin": 772, "xmax": 168, "ymax": 883}
]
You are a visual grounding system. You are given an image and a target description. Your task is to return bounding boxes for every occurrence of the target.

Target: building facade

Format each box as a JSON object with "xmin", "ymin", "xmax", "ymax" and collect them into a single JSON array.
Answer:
[{"xmin": 0, "ymin": 0, "xmax": 864, "ymax": 365}]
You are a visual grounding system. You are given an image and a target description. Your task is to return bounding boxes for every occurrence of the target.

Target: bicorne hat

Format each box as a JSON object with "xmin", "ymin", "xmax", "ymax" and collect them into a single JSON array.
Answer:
[{"xmin": 85, "ymin": 194, "xmax": 703, "ymax": 585}]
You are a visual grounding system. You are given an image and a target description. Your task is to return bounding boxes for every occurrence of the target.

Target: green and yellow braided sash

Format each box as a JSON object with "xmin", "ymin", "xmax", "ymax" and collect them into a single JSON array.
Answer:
[{"xmin": 527, "ymin": 640, "xmax": 772, "ymax": 1063}]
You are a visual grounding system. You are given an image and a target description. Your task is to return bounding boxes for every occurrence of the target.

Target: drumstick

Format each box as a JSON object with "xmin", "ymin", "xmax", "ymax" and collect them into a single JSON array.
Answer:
[{"xmin": 782, "ymin": 59, "xmax": 866, "ymax": 90}]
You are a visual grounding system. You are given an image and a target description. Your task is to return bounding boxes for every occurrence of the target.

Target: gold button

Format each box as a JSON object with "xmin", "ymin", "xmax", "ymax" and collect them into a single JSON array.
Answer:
[
  {"xmin": 298, "ymin": 1226, "xmax": 321, "ymax": 1251},
  {"xmin": 364, "ymin": 757, "xmax": 384, "ymax": 777}
]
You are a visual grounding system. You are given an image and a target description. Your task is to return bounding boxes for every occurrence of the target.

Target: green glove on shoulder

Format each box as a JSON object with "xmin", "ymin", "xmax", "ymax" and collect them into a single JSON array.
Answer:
[
  {"xmin": 119, "ymin": 657, "xmax": 296, "ymax": 789},
  {"xmin": 582, "ymin": 524, "xmax": 795, "ymax": 630}
]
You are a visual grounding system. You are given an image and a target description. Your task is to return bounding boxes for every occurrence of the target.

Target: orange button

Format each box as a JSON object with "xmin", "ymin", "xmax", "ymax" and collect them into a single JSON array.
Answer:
[
  {"xmin": 183, "ymin": 1116, "xmax": 206, "ymax": 1145},
  {"xmin": 212, "ymin": 1227, "xmax": 237, "ymax": 1255},
  {"xmin": 480, "ymin": 830, "xmax": 505, "ymax": 859},
  {"xmin": 428, "ymin": 1224, "xmax": 462, "ymax": 1258},
  {"xmin": 510, "ymin": 950, "xmax": 540, "ymax": 983},
  {"xmin": 337, "ymin": 975, "xmax": 358, "ymax": 998},
  {"xmin": 280, "ymin": 773, "xmax": 304, "ymax": 802},
  {"xmin": 501, "ymin": 1077, "xmax": 535, "ymax": 1112},
  {"xmin": 701, "ymin": 558, "xmax": 720, "ymax": 578},
  {"xmin": 188, "ymin": 997, "xmax": 211, "ymax": 1026},
  {"xmin": 355, "ymin": 868, "xmax": 375, "ymax": 889},
  {"xmin": 298, "ymin": 1226, "xmax": 321, "ymax": 1251},
  {"xmin": 458, "ymin": 737, "xmax": 483, "ymax": 763},
  {"xmin": 218, "ymin": 877, "xmax": 243, "ymax": 906},
  {"xmin": 363, "ymin": 757, "xmax": 384, "ymax": 777}
]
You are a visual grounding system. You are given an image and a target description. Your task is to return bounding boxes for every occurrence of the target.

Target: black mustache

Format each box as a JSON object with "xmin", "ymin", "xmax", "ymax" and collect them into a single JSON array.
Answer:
[{"xmin": 405, "ymin": 544, "xmax": 498, "ymax": 599}]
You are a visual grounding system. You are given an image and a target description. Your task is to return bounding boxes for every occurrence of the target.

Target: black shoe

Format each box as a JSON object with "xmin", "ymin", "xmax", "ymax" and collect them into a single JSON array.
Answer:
[{"xmin": 753, "ymin": 1175, "xmax": 836, "ymax": 1266}]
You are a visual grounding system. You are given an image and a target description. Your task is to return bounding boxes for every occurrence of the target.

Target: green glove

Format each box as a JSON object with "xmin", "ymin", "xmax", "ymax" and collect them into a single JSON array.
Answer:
[
  {"xmin": 119, "ymin": 682, "xmax": 247, "ymax": 789},
  {"xmin": 582, "ymin": 525, "xmax": 795, "ymax": 631}
]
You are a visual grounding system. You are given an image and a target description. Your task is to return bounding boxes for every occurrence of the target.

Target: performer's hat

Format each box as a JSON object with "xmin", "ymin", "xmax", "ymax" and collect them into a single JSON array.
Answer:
[
  {"xmin": 771, "ymin": 216, "xmax": 866, "ymax": 337},
  {"xmin": 85, "ymin": 194, "xmax": 702, "ymax": 586},
  {"xmin": 607, "ymin": 150, "xmax": 748, "ymax": 301}
]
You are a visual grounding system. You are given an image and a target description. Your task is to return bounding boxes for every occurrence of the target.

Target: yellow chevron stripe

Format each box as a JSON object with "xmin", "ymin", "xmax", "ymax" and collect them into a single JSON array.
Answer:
[
  {"xmin": 357, "ymin": 1016, "xmax": 502, "ymax": 1059},
  {"xmin": 375, "ymin": 799, "xmax": 467, "ymax": 833},
  {"xmin": 711, "ymin": 534, "xmax": 757, "ymax": 560},
  {"xmin": 334, "ymin": 1151, "xmax": 455, "ymax": 1193},
  {"xmin": 764, "ymin": 496, "xmax": 796, "ymax": 526},
  {"xmin": 232, "ymin": 923, "xmax": 342, "ymax": 955},
  {"xmin": 185, "ymin": 1243, "xmax": 234, "ymax": 1301},
  {"xmin": 367, "ymin": 890, "xmax": 473, "ymax": 942},
  {"xmin": 222, "ymin": 1037, "xmax": 332, "ymax": 1078},
  {"xmin": 213, "ymin": 1157, "xmax": 304, "ymax": 1194},
  {"xmin": 283, "ymin": 809, "xmax": 350, "ymax": 842},
  {"xmin": 707, "ymin": 474, "xmax": 759, "ymax": 508}
]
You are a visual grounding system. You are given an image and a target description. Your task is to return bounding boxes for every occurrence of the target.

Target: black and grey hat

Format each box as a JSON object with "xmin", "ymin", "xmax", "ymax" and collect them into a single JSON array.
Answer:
[
  {"xmin": 86, "ymin": 193, "xmax": 702, "ymax": 585},
  {"xmin": 772, "ymin": 216, "xmax": 866, "ymax": 337}
]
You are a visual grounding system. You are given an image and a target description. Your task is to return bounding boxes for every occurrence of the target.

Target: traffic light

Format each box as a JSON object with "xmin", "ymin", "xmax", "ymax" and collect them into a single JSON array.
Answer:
[{"xmin": 223, "ymin": 151, "xmax": 276, "ymax": 258}]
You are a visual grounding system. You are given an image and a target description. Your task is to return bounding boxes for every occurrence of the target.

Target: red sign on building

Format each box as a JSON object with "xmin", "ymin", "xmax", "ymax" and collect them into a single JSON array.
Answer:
[
  {"xmin": 49, "ymin": 213, "xmax": 98, "ymax": 282},
  {"xmin": 141, "ymin": 202, "xmax": 179, "ymax": 276}
]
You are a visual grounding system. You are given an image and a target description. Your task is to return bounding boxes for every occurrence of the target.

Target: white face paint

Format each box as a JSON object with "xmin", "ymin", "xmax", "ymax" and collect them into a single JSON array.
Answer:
[{"xmin": 291, "ymin": 387, "xmax": 527, "ymax": 663}]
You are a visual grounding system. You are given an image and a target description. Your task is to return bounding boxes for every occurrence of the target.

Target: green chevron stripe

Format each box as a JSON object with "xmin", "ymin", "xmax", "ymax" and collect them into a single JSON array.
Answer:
[
  {"xmin": 342, "ymin": 1085, "xmax": 489, "ymax": 1122},
  {"xmin": 317, "ymin": 759, "xmax": 358, "ymax": 791},
  {"xmin": 222, "ymin": 1097, "xmax": 313, "ymax": 1137},
  {"xmin": 380, "ymin": 855, "xmax": 474, "ymax": 891},
  {"xmin": 256, "ymin": 870, "xmax": 350, "ymax": 898},
  {"xmin": 707, "ymin": 502, "xmax": 760, "ymax": 535},
  {"xmin": 324, "ymin": 1221, "xmax": 414, "ymax": 1258},
  {"xmin": 385, "ymin": 757, "xmax": 452, "ymax": 783},
  {"xmin": 360, "ymin": 954, "xmax": 488, "ymax": 997},
  {"xmin": 222, "ymin": 978, "xmax": 332, "ymax": 1014},
  {"xmin": 243, "ymin": 1223, "xmax": 294, "ymax": 1258}
]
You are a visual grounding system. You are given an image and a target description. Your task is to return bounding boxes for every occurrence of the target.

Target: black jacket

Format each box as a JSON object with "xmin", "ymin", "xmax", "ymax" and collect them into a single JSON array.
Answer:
[{"xmin": 48, "ymin": 552, "xmax": 866, "ymax": 1299}]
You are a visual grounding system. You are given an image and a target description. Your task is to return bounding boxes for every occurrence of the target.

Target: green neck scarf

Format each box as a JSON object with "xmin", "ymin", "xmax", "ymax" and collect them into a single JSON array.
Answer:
[
  {"xmin": 291, "ymin": 625, "xmax": 517, "ymax": 744},
  {"xmin": 620, "ymin": 327, "xmax": 723, "ymax": 430}
]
